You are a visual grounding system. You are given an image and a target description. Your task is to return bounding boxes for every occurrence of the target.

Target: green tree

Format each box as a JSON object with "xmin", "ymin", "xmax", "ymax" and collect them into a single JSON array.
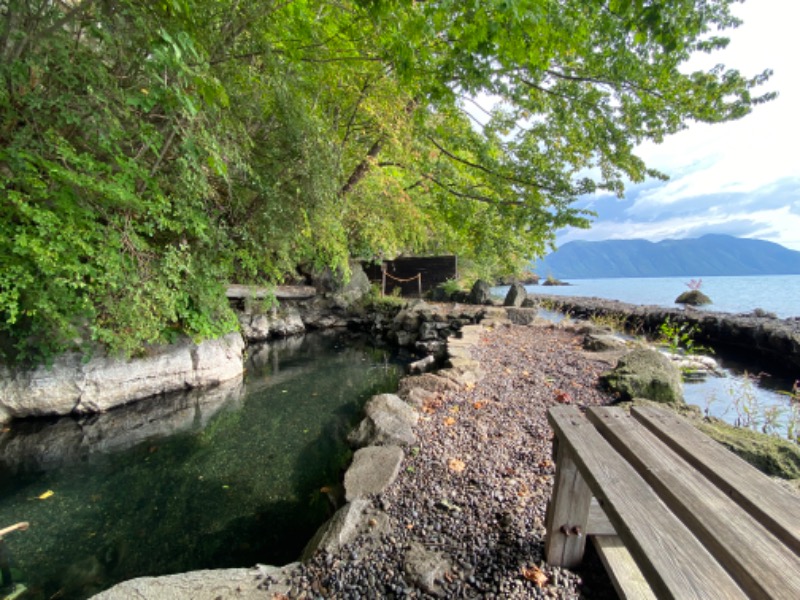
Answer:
[{"xmin": 0, "ymin": 0, "xmax": 773, "ymax": 361}]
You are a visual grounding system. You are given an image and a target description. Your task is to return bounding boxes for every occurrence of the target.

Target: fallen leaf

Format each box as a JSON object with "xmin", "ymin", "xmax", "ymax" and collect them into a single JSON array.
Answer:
[
  {"xmin": 554, "ymin": 390, "xmax": 571, "ymax": 404},
  {"xmin": 443, "ymin": 416, "xmax": 456, "ymax": 426},
  {"xmin": 463, "ymin": 382, "xmax": 476, "ymax": 391},
  {"xmin": 449, "ymin": 405, "xmax": 459, "ymax": 413},
  {"xmin": 521, "ymin": 565, "xmax": 549, "ymax": 587},
  {"xmin": 448, "ymin": 458, "xmax": 466, "ymax": 473},
  {"xmin": 37, "ymin": 490, "xmax": 55, "ymax": 500},
  {"xmin": 472, "ymin": 401, "xmax": 485, "ymax": 409}
]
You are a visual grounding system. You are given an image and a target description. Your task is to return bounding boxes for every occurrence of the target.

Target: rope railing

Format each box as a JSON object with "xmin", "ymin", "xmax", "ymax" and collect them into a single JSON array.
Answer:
[{"xmin": 381, "ymin": 269, "xmax": 423, "ymax": 297}]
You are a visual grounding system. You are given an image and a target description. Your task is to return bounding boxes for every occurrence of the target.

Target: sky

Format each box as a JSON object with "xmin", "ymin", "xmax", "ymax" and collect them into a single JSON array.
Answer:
[{"xmin": 555, "ymin": 0, "xmax": 800, "ymax": 251}]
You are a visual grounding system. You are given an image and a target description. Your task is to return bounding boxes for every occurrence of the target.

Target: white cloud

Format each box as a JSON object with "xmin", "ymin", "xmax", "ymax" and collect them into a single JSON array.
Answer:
[{"xmin": 559, "ymin": 0, "xmax": 800, "ymax": 252}]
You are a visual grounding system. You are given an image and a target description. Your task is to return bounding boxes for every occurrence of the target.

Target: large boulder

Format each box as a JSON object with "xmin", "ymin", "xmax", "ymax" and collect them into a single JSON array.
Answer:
[
  {"xmin": 302, "ymin": 498, "xmax": 390, "ymax": 560},
  {"xmin": 675, "ymin": 290, "xmax": 712, "ymax": 306},
  {"xmin": 503, "ymin": 282, "xmax": 527, "ymax": 307},
  {"xmin": 467, "ymin": 280, "xmax": 493, "ymax": 305},
  {"xmin": 0, "ymin": 333, "xmax": 245, "ymax": 422},
  {"xmin": 347, "ymin": 393, "xmax": 418, "ymax": 448},
  {"xmin": 602, "ymin": 348, "xmax": 683, "ymax": 404},
  {"xmin": 344, "ymin": 445, "xmax": 404, "ymax": 501}
]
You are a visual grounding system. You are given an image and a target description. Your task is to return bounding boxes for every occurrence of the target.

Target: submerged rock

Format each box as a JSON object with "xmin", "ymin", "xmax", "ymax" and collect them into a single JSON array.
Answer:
[{"xmin": 602, "ymin": 348, "xmax": 684, "ymax": 404}]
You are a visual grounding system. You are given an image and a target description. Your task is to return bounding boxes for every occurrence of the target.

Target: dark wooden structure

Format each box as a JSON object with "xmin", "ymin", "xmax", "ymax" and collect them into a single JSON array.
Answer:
[
  {"xmin": 546, "ymin": 405, "xmax": 800, "ymax": 599},
  {"xmin": 362, "ymin": 256, "xmax": 457, "ymax": 297}
]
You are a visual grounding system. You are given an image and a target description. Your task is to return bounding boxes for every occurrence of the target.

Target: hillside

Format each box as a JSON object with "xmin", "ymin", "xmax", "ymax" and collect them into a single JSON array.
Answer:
[{"xmin": 534, "ymin": 235, "xmax": 800, "ymax": 279}]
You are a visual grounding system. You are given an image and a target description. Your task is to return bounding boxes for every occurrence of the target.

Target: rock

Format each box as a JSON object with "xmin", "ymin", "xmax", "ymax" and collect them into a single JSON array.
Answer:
[
  {"xmin": 91, "ymin": 564, "xmax": 298, "ymax": 600},
  {"xmin": 401, "ymin": 386, "xmax": 438, "ymax": 409},
  {"xmin": 583, "ymin": 333, "xmax": 627, "ymax": 352},
  {"xmin": 302, "ymin": 499, "xmax": 390, "ymax": 560},
  {"xmin": 542, "ymin": 276, "xmax": 569, "ymax": 286},
  {"xmin": 675, "ymin": 290, "xmax": 712, "ymax": 306},
  {"xmin": 238, "ymin": 307, "xmax": 305, "ymax": 342},
  {"xmin": 397, "ymin": 373, "xmax": 461, "ymax": 397},
  {"xmin": 506, "ymin": 307, "xmax": 541, "ymax": 326},
  {"xmin": 414, "ymin": 340, "xmax": 447, "ymax": 357},
  {"xmin": 0, "ymin": 333, "xmax": 245, "ymax": 422},
  {"xmin": 409, "ymin": 355, "xmax": 436, "ymax": 374},
  {"xmin": 344, "ymin": 445, "xmax": 404, "ymax": 501},
  {"xmin": 468, "ymin": 279, "xmax": 493, "ymax": 305},
  {"xmin": 503, "ymin": 282, "xmax": 527, "ymax": 307},
  {"xmin": 347, "ymin": 394, "xmax": 418, "ymax": 448},
  {"xmin": 602, "ymin": 348, "xmax": 683, "ymax": 404},
  {"xmin": 403, "ymin": 541, "xmax": 452, "ymax": 597}
]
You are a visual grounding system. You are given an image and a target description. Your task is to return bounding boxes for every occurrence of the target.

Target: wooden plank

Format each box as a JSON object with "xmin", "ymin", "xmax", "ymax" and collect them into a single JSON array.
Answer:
[
  {"xmin": 592, "ymin": 536, "xmax": 657, "ymax": 600},
  {"xmin": 587, "ymin": 498, "xmax": 615, "ymax": 536},
  {"xmin": 544, "ymin": 444, "xmax": 592, "ymax": 567},
  {"xmin": 226, "ymin": 284, "xmax": 316, "ymax": 300},
  {"xmin": 589, "ymin": 407, "xmax": 800, "ymax": 600},
  {"xmin": 548, "ymin": 406, "xmax": 746, "ymax": 600},
  {"xmin": 631, "ymin": 405, "xmax": 800, "ymax": 555}
]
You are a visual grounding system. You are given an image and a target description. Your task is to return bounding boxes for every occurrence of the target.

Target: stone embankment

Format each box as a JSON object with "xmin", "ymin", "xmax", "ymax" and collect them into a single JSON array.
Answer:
[{"xmin": 528, "ymin": 293, "xmax": 800, "ymax": 375}]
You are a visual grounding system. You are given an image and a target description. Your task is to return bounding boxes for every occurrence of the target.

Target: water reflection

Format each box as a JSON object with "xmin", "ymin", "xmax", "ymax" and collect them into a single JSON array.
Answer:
[{"xmin": 0, "ymin": 332, "xmax": 400, "ymax": 599}]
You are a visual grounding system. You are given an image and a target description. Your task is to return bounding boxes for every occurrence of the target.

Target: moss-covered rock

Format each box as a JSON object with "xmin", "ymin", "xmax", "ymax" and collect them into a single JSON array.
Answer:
[
  {"xmin": 675, "ymin": 289, "xmax": 712, "ymax": 306},
  {"xmin": 602, "ymin": 349, "xmax": 684, "ymax": 404}
]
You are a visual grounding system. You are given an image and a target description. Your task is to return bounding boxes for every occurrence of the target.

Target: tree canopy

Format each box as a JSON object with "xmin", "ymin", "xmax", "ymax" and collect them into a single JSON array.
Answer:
[{"xmin": 0, "ymin": 0, "xmax": 773, "ymax": 360}]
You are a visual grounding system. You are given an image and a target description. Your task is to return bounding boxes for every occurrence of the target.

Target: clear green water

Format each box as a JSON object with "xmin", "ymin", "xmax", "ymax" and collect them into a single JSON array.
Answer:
[{"xmin": 0, "ymin": 332, "xmax": 401, "ymax": 599}]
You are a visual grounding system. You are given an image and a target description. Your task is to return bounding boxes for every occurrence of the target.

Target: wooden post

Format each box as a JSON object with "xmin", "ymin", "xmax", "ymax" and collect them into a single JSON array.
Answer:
[
  {"xmin": 381, "ymin": 268, "xmax": 387, "ymax": 297},
  {"xmin": 545, "ymin": 442, "xmax": 592, "ymax": 567}
]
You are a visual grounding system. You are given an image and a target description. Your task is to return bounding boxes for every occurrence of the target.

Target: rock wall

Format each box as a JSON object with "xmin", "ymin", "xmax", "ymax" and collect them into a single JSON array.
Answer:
[
  {"xmin": 0, "ymin": 333, "xmax": 244, "ymax": 423},
  {"xmin": 528, "ymin": 294, "xmax": 800, "ymax": 375}
]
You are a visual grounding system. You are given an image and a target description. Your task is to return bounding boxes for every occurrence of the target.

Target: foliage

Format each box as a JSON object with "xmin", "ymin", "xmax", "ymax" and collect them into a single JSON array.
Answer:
[
  {"xmin": 658, "ymin": 316, "xmax": 712, "ymax": 356},
  {"xmin": 0, "ymin": 0, "xmax": 774, "ymax": 361}
]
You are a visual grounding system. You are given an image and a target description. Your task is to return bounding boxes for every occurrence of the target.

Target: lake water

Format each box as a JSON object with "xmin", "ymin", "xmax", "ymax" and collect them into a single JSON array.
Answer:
[
  {"xmin": 505, "ymin": 274, "xmax": 800, "ymax": 318},
  {"xmin": 0, "ymin": 332, "xmax": 401, "ymax": 599}
]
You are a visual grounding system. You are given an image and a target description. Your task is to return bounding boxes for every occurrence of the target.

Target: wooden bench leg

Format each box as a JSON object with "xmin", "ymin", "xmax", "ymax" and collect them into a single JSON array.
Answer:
[{"xmin": 545, "ymin": 442, "xmax": 592, "ymax": 567}]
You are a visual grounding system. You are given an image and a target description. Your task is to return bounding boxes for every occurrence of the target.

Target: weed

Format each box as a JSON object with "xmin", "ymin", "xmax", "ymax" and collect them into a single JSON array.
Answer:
[
  {"xmin": 685, "ymin": 278, "xmax": 703, "ymax": 290},
  {"xmin": 589, "ymin": 311, "xmax": 628, "ymax": 332},
  {"xmin": 658, "ymin": 316, "xmax": 712, "ymax": 356}
]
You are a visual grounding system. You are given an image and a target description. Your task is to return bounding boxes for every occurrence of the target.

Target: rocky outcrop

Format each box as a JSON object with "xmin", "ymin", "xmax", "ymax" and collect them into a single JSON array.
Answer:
[
  {"xmin": 238, "ymin": 307, "xmax": 305, "ymax": 341},
  {"xmin": 0, "ymin": 333, "xmax": 244, "ymax": 423},
  {"xmin": 602, "ymin": 348, "xmax": 683, "ymax": 404},
  {"xmin": 527, "ymin": 293, "xmax": 800, "ymax": 376}
]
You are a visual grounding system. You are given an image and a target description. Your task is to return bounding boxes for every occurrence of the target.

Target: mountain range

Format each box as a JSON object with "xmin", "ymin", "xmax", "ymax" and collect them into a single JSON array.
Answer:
[{"xmin": 533, "ymin": 234, "xmax": 800, "ymax": 279}]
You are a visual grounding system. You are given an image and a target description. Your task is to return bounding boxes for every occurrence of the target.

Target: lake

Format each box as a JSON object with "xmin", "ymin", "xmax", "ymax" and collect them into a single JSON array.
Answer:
[{"xmin": 500, "ymin": 274, "xmax": 800, "ymax": 319}]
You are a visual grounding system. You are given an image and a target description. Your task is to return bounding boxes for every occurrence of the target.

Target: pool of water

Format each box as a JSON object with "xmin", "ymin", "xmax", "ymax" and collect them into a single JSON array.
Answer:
[{"xmin": 0, "ymin": 332, "xmax": 402, "ymax": 599}]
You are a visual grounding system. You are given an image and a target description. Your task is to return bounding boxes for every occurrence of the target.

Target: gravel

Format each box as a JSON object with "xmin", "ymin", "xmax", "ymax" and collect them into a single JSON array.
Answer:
[{"xmin": 266, "ymin": 321, "xmax": 618, "ymax": 599}]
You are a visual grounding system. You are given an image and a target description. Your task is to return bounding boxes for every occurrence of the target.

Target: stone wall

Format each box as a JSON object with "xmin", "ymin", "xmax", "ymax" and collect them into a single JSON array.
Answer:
[{"xmin": 528, "ymin": 294, "xmax": 800, "ymax": 376}]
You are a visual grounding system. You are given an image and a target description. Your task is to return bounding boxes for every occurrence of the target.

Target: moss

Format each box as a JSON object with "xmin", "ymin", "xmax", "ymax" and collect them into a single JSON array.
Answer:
[
  {"xmin": 696, "ymin": 419, "xmax": 800, "ymax": 480},
  {"xmin": 621, "ymin": 399, "xmax": 800, "ymax": 480}
]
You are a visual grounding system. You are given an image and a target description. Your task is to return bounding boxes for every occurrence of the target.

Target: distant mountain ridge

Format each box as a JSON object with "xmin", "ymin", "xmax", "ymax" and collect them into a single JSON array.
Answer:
[{"xmin": 534, "ymin": 234, "xmax": 800, "ymax": 279}]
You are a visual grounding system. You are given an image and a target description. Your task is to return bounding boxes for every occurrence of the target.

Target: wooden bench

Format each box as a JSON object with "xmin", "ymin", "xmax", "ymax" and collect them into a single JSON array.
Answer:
[{"xmin": 545, "ymin": 405, "xmax": 800, "ymax": 599}]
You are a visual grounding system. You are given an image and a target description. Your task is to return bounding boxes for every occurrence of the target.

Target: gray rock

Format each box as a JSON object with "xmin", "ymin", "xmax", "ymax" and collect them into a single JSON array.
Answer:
[
  {"xmin": 238, "ymin": 307, "xmax": 305, "ymax": 342},
  {"xmin": 503, "ymin": 282, "xmax": 527, "ymax": 307},
  {"xmin": 506, "ymin": 307, "xmax": 540, "ymax": 326},
  {"xmin": 408, "ymin": 355, "xmax": 436, "ymax": 374},
  {"xmin": 403, "ymin": 541, "xmax": 452, "ymax": 597},
  {"xmin": 302, "ymin": 498, "xmax": 390, "ymax": 560},
  {"xmin": 344, "ymin": 445, "xmax": 404, "ymax": 501},
  {"xmin": 91, "ymin": 563, "xmax": 298, "ymax": 600},
  {"xmin": 1, "ymin": 333, "xmax": 244, "ymax": 422},
  {"xmin": 602, "ymin": 348, "xmax": 684, "ymax": 404},
  {"xmin": 468, "ymin": 279, "xmax": 493, "ymax": 305},
  {"xmin": 401, "ymin": 387, "xmax": 438, "ymax": 409},
  {"xmin": 397, "ymin": 373, "xmax": 461, "ymax": 397},
  {"xmin": 348, "ymin": 394, "xmax": 418, "ymax": 448},
  {"xmin": 583, "ymin": 333, "xmax": 627, "ymax": 352}
]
